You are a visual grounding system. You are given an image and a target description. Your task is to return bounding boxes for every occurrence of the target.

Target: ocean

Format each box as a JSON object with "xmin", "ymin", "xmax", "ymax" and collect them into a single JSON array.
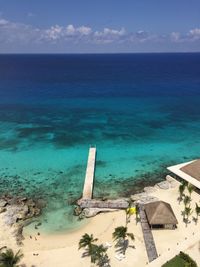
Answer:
[{"xmin": 0, "ymin": 53, "xmax": 200, "ymax": 233}]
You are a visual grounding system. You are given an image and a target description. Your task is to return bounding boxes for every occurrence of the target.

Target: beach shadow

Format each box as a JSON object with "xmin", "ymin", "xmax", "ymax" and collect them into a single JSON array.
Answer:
[
  {"xmin": 21, "ymin": 265, "xmax": 37, "ymax": 267},
  {"xmin": 81, "ymin": 250, "xmax": 90, "ymax": 258},
  {"xmin": 115, "ymin": 239, "xmax": 129, "ymax": 255},
  {"xmin": 192, "ymin": 216, "xmax": 198, "ymax": 225}
]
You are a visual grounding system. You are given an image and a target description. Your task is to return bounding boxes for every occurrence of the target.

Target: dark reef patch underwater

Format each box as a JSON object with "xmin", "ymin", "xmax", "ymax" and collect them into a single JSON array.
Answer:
[{"xmin": 0, "ymin": 53, "xmax": 200, "ymax": 232}]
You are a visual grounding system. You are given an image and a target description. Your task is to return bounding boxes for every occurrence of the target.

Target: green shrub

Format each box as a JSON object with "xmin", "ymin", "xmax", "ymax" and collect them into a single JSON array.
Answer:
[
  {"xmin": 179, "ymin": 251, "xmax": 197, "ymax": 267},
  {"xmin": 162, "ymin": 251, "xmax": 197, "ymax": 267},
  {"xmin": 162, "ymin": 255, "xmax": 186, "ymax": 267}
]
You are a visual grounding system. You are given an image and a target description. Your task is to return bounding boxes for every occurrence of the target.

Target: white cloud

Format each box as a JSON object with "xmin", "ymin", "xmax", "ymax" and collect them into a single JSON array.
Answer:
[
  {"xmin": 0, "ymin": 18, "xmax": 9, "ymax": 26},
  {"xmin": 44, "ymin": 24, "xmax": 92, "ymax": 41},
  {"xmin": 103, "ymin": 27, "xmax": 125, "ymax": 36},
  {"xmin": 94, "ymin": 27, "xmax": 126, "ymax": 43},
  {"xmin": 0, "ymin": 18, "xmax": 40, "ymax": 44},
  {"xmin": 170, "ymin": 28, "xmax": 200, "ymax": 43},
  {"xmin": 66, "ymin": 24, "xmax": 76, "ymax": 35},
  {"xmin": 0, "ymin": 17, "xmax": 199, "ymax": 50},
  {"xmin": 45, "ymin": 25, "xmax": 63, "ymax": 40},
  {"xmin": 43, "ymin": 24, "xmax": 125, "ymax": 43},
  {"xmin": 170, "ymin": 32, "xmax": 181, "ymax": 42},
  {"xmin": 126, "ymin": 30, "xmax": 159, "ymax": 44},
  {"xmin": 135, "ymin": 30, "xmax": 151, "ymax": 42},
  {"xmin": 189, "ymin": 28, "xmax": 200, "ymax": 41},
  {"xmin": 77, "ymin": 26, "xmax": 92, "ymax": 35},
  {"xmin": 94, "ymin": 27, "xmax": 125, "ymax": 37}
]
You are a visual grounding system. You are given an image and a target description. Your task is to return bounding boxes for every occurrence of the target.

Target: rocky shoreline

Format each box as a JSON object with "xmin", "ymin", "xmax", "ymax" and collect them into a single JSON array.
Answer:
[
  {"xmin": 75, "ymin": 175, "xmax": 178, "ymax": 219},
  {"xmin": 0, "ymin": 195, "xmax": 44, "ymax": 245},
  {"xmin": 0, "ymin": 174, "xmax": 178, "ymax": 246}
]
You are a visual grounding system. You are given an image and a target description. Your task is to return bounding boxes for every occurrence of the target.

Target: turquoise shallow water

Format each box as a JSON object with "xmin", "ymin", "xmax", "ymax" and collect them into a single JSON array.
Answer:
[{"xmin": 0, "ymin": 54, "xmax": 200, "ymax": 233}]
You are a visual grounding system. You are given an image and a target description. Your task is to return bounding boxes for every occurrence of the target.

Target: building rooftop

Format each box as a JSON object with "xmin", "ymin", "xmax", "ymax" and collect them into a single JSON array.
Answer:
[
  {"xmin": 144, "ymin": 201, "xmax": 178, "ymax": 225},
  {"xmin": 180, "ymin": 159, "xmax": 200, "ymax": 181},
  {"xmin": 167, "ymin": 159, "xmax": 200, "ymax": 190}
]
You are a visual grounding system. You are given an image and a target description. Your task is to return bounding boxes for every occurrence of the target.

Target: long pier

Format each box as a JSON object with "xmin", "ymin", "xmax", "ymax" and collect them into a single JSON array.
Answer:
[{"xmin": 82, "ymin": 147, "xmax": 96, "ymax": 199}]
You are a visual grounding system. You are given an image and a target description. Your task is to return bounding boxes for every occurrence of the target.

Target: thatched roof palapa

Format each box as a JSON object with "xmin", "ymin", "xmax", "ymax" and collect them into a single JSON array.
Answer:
[{"xmin": 144, "ymin": 201, "xmax": 178, "ymax": 225}]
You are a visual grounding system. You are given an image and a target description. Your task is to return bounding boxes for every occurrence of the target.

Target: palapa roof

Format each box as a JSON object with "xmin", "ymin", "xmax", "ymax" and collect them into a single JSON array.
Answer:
[
  {"xmin": 144, "ymin": 201, "xmax": 178, "ymax": 225},
  {"xmin": 180, "ymin": 159, "xmax": 200, "ymax": 181},
  {"xmin": 167, "ymin": 159, "xmax": 200, "ymax": 190}
]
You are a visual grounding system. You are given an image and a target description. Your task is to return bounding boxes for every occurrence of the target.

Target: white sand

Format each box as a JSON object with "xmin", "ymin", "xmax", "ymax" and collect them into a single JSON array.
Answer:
[
  {"xmin": 1, "ymin": 178, "xmax": 200, "ymax": 267},
  {"xmin": 22, "ymin": 210, "xmax": 147, "ymax": 267},
  {"xmin": 148, "ymin": 182, "xmax": 200, "ymax": 266},
  {"xmin": 0, "ymin": 213, "xmax": 18, "ymax": 250}
]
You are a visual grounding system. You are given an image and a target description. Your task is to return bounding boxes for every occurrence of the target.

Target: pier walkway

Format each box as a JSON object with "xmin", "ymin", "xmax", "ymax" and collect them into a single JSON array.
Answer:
[
  {"xmin": 139, "ymin": 204, "xmax": 158, "ymax": 262},
  {"xmin": 82, "ymin": 147, "xmax": 96, "ymax": 199},
  {"xmin": 78, "ymin": 198, "xmax": 129, "ymax": 209}
]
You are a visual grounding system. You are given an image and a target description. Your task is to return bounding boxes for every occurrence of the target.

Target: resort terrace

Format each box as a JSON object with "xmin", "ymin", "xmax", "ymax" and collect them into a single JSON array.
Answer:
[
  {"xmin": 167, "ymin": 159, "xmax": 200, "ymax": 190},
  {"xmin": 76, "ymin": 151, "xmax": 200, "ymax": 266}
]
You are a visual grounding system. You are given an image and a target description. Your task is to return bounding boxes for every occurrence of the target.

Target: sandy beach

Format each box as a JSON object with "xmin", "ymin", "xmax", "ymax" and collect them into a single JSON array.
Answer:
[
  {"xmin": 0, "ymin": 213, "xmax": 18, "ymax": 250},
  {"xmin": 1, "ymin": 176, "xmax": 200, "ymax": 267},
  {"xmin": 22, "ymin": 209, "xmax": 147, "ymax": 267}
]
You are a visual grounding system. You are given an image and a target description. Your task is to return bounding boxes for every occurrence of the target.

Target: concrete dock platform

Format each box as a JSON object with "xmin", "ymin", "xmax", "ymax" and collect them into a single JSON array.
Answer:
[{"xmin": 82, "ymin": 147, "xmax": 96, "ymax": 199}]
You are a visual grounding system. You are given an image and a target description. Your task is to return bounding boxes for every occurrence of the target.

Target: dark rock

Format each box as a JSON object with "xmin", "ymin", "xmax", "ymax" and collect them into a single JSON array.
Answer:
[
  {"xmin": 0, "ymin": 199, "xmax": 8, "ymax": 207},
  {"xmin": 74, "ymin": 206, "xmax": 82, "ymax": 216},
  {"xmin": 0, "ymin": 195, "xmax": 42, "ymax": 245},
  {"xmin": 83, "ymin": 208, "xmax": 118, "ymax": 218},
  {"xmin": 20, "ymin": 197, "xmax": 28, "ymax": 202},
  {"xmin": 36, "ymin": 199, "xmax": 46, "ymax": 209},
  {"xmin": 0, "ymin": 207, "xmax": 6, "ymax": 213},
  {"xmin": 13, "ymin": 223, "xmax": 24, "ymax": 246}
]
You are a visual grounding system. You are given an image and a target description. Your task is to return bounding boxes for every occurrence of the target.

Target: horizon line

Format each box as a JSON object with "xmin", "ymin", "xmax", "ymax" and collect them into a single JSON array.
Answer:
[{"xmin": 0, "ymin": 51, "xmax": 200, "ymax": 55}]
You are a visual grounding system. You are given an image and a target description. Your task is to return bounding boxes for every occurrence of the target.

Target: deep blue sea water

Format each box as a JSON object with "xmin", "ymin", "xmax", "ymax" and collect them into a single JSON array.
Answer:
[{"xmin": 0, "ymin": 53, "xmax": 200, "ymax": 233}]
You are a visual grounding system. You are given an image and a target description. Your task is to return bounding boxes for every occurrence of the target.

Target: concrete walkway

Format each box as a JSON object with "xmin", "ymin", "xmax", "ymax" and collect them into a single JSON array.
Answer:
[
  {"xmin": 82, "ymin": 147, "xmax": 96, "ymax": 199},
  {"xmin": 78, "ymin": 198, "xmax": 129, "ymax": 209},
  {"xmin": 148, "ymin": 234, "xmax": 200, "ymax": 266},
  {"xmin": 139, "ymin": 204, "xmax": 158, "ymax": 262}
]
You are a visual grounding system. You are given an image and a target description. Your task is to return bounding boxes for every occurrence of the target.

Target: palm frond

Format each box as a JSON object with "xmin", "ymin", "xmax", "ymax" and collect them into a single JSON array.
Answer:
[
  {"xmin": 127, "ymin": 233, "xmax": 135, "ymax": 241},
  {"xmin": 112, "ymin": 226, "xmax": 127, "ymax": 241},
  {"xmin": 0, "ymin": 249, "xmax": 23, "ymax": 267},
  {"xmin": 78, "ymin": 233, "xmax": 98, "ymax": 249}
]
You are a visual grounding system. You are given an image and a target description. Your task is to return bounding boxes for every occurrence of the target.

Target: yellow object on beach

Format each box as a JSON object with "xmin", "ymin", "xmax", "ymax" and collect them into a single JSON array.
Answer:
[{"xmin": 127, "ymin": 207, "xmax": 136, "ymax": 214}]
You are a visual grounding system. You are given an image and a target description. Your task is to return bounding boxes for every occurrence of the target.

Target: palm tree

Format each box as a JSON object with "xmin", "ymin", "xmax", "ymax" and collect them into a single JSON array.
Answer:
[
  {"xmin": 89, "ymin": 244, "xmax": 110, "ymax": 267},
  {"xmin": 125, "ymin": 199, "xmax": 134, "ymax": 226},
  {"xmin": 112, "ymin": 226, "xmax": 134, "ymax": 255},
  {"xmin": 135, "ymin": 204, "xmax": 140, "ymax": 224},
  {"xmin": 187, "ymin": 183, "xmax": 194, "ymax": 197},
  {"xmin": 184, "ymin": 206, "xmax": 192, "ymax": 227},
  {"xmin": 0, "ymin": 249, "xmax": 23, "ymax": 267},
  {"xmin": 79, "ymin": 234, "xmax": 109, "ymax": 266},
  {"xmin": 183, "ymin": 180, "xmax": 188, "ymax": 187},
  {"xmin": 195, "ymin": 203, "xmax": 200, "ymax": 223},
  {"xmin": 183, "ymin": 195, "xmax": 191, "ymax": 208},
  {"xmin": 125, "ymin": 209, "xmax": 131, "ymax": 226},
  {"xmin": 178, "ymin": 183, "xmax": 185, "ymax": 203},
  {"xmin": 78, "ymin": 233, "xmax": 98, "ymax": 250}
]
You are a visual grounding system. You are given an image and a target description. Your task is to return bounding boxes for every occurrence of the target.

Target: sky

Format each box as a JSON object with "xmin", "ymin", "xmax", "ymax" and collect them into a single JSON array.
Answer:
[{"xmin": 0, "ymin": 0, "xmax": 200, "ymax": 53}]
